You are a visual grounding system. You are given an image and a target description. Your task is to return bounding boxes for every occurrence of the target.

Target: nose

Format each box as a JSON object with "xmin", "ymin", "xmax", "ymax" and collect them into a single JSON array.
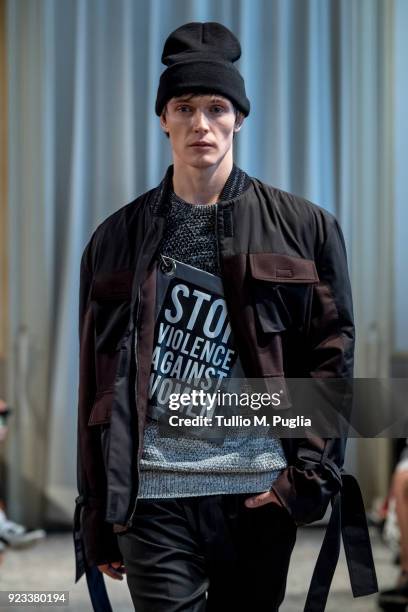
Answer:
[{"xmin": 192, "ymin": 109, "xmax": 209, "ymax": 133}]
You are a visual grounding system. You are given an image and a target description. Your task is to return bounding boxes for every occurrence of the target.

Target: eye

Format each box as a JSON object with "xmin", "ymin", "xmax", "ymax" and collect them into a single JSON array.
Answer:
[
  {"xmin": 176, "ymin": 105, "xmax": 192, "ymax": 112},
  {"xmin": 210, "ymin": 105, "xmax": 225, "ymax": 113}
]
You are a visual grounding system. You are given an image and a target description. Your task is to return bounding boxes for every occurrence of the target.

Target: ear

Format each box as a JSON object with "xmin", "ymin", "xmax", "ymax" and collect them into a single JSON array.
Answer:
[
  {"xmin": 160, "ymin": 114, "xmax": 169, "ymax": 134},
  {"xmin": 234, "ymin": 112, "xmax": 244, "ymax": 133}
]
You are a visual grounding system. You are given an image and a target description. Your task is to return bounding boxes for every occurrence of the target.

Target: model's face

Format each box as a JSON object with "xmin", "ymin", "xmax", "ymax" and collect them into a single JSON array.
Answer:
[{"xmin": 160, "ymin": 94, "xmax": 244, "ymax": 169}]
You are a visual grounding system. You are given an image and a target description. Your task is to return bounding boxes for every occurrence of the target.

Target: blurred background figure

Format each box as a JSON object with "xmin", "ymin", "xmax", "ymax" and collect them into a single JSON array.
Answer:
[
  {"xmin": 0, "ymin": 399, "xmax": 7, "ymax": 565},
  {"xmin": 0, "ymin": 399, "xmax": 46, "ymax": 559},
  {"xmin": 378, "ymin": 440, "xmax": 408, "ymax": 610}
]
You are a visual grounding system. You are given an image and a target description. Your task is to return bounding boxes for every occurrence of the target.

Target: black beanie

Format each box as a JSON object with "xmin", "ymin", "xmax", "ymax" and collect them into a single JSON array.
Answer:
[{"xmin": 155, "ymin": 22, "xmax": 250, "ymax": 117}]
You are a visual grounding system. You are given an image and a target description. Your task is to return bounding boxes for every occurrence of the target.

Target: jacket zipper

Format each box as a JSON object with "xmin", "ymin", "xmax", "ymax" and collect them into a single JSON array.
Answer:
[
  {"xmin": 215, "ymin": 205, "xmax": 220, "ymax": 272},
  {"xmin": 126, "ymin": 252, "xmax": 175, "ymax": 527},
  {"xmin": 126, "ymin": 284, "xmax": 141, "ymax": 528}
]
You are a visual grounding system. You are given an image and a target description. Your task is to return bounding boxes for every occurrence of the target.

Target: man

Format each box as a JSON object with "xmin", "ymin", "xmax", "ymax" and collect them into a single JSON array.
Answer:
[{"xmin": 74, "ymin": 21, "xmax": 377, "ymax": 612}]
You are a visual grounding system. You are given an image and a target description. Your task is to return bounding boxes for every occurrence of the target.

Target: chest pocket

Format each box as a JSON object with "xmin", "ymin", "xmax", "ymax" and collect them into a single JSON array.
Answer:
[
  {"xmin": 248, "ymin": 253, "xmax": 319, "ymax": 334},
  {"xmin": 91, "ymin": 269, "xmax": 134, "ymax": 353}
]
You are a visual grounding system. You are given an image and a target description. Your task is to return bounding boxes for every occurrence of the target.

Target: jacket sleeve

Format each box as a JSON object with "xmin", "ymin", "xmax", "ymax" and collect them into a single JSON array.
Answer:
[
  {"xmin": 271, "ymin": 216, "xmax": 354, "ymax": 525},
  {"xmin": 74, "ymin": 238, "xmax": 122, "ymax": 578}
]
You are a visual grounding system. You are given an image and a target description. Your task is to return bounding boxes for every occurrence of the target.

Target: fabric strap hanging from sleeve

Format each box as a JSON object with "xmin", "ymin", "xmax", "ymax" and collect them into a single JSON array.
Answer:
[{"xmin": 303, "ymin": 472, "xmax": 378, "ymax": 612}]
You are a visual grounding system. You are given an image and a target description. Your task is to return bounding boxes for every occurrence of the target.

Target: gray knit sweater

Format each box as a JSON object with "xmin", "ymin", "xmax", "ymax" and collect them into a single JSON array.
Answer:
[{"xmin": 138, "ymin": 165, "xmax": 287, "ymax": 498}]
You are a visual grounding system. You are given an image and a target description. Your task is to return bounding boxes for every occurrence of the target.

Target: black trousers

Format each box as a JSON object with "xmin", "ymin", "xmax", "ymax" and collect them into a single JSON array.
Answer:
[{"xmin": 117, "ymin": 493, "xmax": 297, "ymax": 612}]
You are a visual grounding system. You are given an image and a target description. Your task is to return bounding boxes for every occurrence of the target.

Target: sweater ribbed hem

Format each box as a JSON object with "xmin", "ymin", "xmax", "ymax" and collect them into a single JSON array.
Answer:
[{"xmin": 137, "ymin": 468, "xmax": 285, "ymax": 499}]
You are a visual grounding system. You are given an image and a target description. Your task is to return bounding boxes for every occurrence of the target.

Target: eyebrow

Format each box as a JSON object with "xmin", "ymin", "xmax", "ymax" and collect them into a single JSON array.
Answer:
[{"xmin": 172, "ymin": 96, "xmax": 228, "ymax": 104}]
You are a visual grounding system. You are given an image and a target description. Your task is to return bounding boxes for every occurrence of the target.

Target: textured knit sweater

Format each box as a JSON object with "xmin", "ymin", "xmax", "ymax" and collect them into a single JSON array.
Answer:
[{"xmin": 137, "ymin": 164, "xmax": 287, "ymax": 498}]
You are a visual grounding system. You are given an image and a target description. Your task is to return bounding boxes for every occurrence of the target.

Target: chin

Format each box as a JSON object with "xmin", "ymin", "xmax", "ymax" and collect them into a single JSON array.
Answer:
[
  {"xmin": 190, "ymin": 160, "xmax": 218, "ymax": 169},
  {"xmin": 184, "ymin": 153, "xmax": 221, "ymax": 169}
]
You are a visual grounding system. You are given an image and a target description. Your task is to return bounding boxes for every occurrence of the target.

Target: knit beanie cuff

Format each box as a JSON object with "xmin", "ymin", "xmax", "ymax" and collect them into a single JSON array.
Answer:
[{"xmin": 155, "ymin": 58, "xmax": 250, "ymax": 117}]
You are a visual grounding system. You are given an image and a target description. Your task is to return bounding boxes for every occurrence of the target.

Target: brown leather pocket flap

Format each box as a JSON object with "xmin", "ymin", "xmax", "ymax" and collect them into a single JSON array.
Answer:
[
  {"xmin": 91, "ymin": 269, "xmax": 133, "ymax": 301},
  {"xmin": 88, "ymin": 390, "xmax": 113, "ymax": 425},
  {"xmin": 249, "ymin": 253, "xmax": 319, "ymax": 283},
  {"xmin": 249, "ymin": 253, "xmax": 319, "ymax": 333}
]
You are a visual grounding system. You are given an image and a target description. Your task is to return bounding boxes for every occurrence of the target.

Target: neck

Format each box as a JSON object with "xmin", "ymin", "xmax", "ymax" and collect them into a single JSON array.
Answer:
[{"xmin": 172, "ymin": 153, "xmax": 234, "ymax": 204}]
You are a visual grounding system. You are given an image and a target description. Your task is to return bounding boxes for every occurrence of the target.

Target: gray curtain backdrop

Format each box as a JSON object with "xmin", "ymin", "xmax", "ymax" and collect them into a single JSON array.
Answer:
[{"xmin": 5, "ymin": 0, "xmax": 398, "ymax": 525}]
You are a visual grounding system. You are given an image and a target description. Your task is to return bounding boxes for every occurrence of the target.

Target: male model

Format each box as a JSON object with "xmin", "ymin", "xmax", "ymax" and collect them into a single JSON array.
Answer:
[{"xmin": 74, "ymin": 21, "xmax": 377, "ymax": 612}]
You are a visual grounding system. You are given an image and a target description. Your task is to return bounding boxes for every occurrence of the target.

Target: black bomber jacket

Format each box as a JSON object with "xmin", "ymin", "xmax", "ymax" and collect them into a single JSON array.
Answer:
[{"xmin": 74, "ymin": 165, "xmax": 378, "ymax": 612}]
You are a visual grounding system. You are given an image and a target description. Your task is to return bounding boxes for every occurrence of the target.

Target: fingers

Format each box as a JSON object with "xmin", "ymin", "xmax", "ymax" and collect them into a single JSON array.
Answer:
[
  {"xmin": 97, "ymin": 562, "xmax": 126, "ymax": 580},
  {"xmin": 244, "ymin": 490, "xmax": 282, "ymax": 509}
]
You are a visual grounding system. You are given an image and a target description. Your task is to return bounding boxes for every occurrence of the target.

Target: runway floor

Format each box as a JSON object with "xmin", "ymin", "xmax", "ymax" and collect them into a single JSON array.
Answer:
[{"xmin": 0, "ymin": 527, "xmax": 399, "ymax": 611}]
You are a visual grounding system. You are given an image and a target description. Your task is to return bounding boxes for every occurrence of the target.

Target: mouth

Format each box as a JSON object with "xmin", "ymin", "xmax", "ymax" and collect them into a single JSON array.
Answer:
[{"xmin": 189, "ymin": 143, "xmax": 214, "ymax": 148}]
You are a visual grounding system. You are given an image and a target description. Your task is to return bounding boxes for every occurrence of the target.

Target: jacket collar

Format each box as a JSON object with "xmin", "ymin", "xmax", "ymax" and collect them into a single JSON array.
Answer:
[
  {"xmin": 149, "ymin": 163, "xmax": 253, "ymax": 218},
  {"xmin": 149, "ymin": 165, "xmax": 174, "ymax": 218}
]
